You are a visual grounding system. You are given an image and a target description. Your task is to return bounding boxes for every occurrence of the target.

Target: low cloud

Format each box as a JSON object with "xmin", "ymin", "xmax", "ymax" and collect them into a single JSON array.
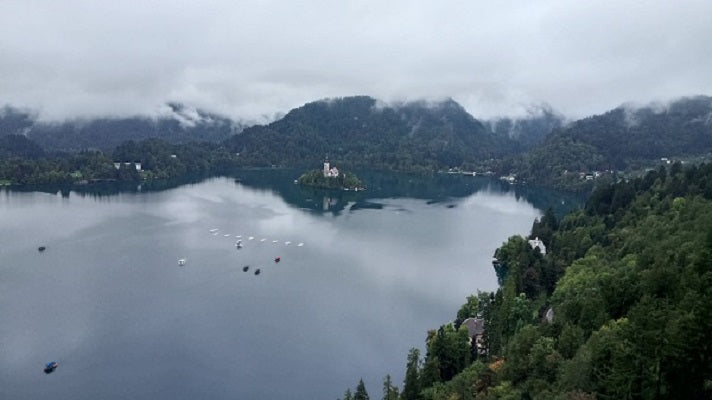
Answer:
[{"xmin": 1, "ymin": 1, "xmax": 711, "ymax": 122}]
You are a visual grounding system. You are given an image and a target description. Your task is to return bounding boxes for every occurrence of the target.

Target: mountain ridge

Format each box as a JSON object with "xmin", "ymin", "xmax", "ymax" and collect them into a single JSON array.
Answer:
[{"xmin": 0, "ymin": 103, "xmax": 245, "ymax": 152}]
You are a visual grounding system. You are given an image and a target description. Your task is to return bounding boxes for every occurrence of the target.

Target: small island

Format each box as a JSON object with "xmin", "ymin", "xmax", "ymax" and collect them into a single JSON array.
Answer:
[{"xmin": 297, "ymin": 159, "xmax": 365, "ymax": 191}]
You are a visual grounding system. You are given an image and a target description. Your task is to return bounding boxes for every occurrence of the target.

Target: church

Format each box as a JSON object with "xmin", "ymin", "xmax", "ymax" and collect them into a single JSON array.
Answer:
[{"xmin": 323, "ymin": 159, "xmax": 339, "ymax": 178}]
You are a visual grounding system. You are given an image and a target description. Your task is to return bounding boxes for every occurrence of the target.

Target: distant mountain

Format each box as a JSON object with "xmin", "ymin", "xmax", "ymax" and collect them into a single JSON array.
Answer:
[
  {"xmin": 0, "ymin": 103, "xmax": 244, "ymax": 152},
  {"xmin": 0, "ymin": 134, "xmax": 45, "ymax": 159},
  {"xmin": 224, "ymin": 96, "xmax": 516, "ymax": 171},
  {"xmin": 485, "ymin": 105, "xmax": 565, "ymax": 150},
  {"xmin": 512, "ymin": 96, "xmax": 712, "ymax": 187}
]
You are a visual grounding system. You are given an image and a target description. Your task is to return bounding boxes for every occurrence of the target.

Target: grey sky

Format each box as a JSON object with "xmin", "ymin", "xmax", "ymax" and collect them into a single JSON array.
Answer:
[{"xmin": 1, "ymin": 0, "xmax": 711, "ymax": 122}]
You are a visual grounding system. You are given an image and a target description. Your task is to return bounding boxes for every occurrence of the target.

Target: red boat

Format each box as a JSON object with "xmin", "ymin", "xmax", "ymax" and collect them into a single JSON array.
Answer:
[{"xmin": 274, "ymin": 256, "xmax": 281, "ymax": 263}]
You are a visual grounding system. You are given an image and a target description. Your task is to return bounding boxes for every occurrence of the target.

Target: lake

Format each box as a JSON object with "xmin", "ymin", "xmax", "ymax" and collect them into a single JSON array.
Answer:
[{"xmin": 0, "ymin": 171, "xmax": 580, "ymax": 399}]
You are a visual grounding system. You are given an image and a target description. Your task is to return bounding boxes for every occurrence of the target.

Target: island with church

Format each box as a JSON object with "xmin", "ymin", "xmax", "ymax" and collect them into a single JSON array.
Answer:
[{"xmin": 297, "ymin": 159, "xmax": 365, "ymax": 191}]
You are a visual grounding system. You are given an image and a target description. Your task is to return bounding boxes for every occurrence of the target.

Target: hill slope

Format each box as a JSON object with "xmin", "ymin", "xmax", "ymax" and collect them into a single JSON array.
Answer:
[
  {"xmin": 376, "ymin": 162, "xmax": 712, "ymax": 400},
  {"xmin": 0, "ymin": 104, "xmax": 243, "ymax": 151},
  {"xmin": 224, "ymin": 96, "xmax": 516, "ymax": 171},
  {"xmin": 512, "ymin": 96, "xmax": 712, "ymax": 188}
]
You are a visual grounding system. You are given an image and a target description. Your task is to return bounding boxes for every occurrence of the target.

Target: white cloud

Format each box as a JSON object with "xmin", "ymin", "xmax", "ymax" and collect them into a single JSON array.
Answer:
[{"xmin": 1, "ymin": 0, "xmax": 711, "ymax": 122}]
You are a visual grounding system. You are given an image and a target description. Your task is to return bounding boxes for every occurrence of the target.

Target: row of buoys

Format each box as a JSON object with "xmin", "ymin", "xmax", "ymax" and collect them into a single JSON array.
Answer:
[
  {"xmin": 205, "ymin": 227, "xmax": 295, "ymax": 277},
  {"xmin": 209, "ymin": 228, "xmax": 304, "ymax": 247}
]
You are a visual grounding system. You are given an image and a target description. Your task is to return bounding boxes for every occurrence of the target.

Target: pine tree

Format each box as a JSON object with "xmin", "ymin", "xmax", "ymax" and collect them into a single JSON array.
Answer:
[
  {"xmin": 354, "ymin": 378, "xmax": 370, "ymax": 400},
  {"xmin": 382, "ymin": 374, "xmax": 399, "ymax": 400},
  {"xmin": 401, "ymin": 348, "xmax": 421, "ymax": 400}
]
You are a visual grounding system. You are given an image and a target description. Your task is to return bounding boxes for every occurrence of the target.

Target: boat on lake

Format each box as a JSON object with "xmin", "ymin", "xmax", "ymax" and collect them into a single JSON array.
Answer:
[
  {"xmin": 178, "ymin": 259, "xmax": 186, "ymax": 266},
  {"xmin": 44, "ymin": 361, "xmax": 58, "ymax": 374}
]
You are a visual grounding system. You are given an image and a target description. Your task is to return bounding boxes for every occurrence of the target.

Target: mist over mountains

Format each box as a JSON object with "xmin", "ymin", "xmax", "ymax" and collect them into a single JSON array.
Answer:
[
  {"xmin": 0, "ymin": 103, "xmax": 244, "ymax": 152},
  {"xmin": 1, "ymin": 95, "xmax": 711, "ymax": 187},
  {"xmin": 0, "ymin": 96, "xmax": 562, "ymax": 155},
  {"xmin": 223, "ymin": 96, "xmax": 523, "ymax": 170},
  {"xmin": 511, "ymin": 95, "xmax": 712, "ymax": 188}
]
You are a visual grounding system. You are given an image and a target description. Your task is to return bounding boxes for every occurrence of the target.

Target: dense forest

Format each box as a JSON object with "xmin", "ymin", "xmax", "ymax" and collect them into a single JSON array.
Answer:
[
  {"xmin": 0, "ymin": 103, "xmax": 243, "ymax": 151},
  {"xmin": 0, "ymin": 137, "xmax": 235, "ymax": 185},
  {"xmin": 2, "ymin": 95, "xmax": 712, "ymax": 192},
  {"xmin": 223, "ymin": 96, "xmax": 518, "ymax": 173},
  {"xmin": 345, "ymin": 161, "xmax": 712, "ymax": 399},
  {"xmin": 506, "ymin": 96, "xmax": 712, "ymax": 189}
]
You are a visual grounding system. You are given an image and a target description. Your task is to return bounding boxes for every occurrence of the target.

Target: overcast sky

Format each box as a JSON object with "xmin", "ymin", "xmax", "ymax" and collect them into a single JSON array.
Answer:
[{"xmin": 1, "ymin": 0, "xmax": 711, "ymax": 122}]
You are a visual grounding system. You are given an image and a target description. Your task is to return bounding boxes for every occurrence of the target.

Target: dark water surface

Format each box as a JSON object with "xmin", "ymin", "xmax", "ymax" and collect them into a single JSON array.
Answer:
[{"xmin": 0, "ymin": 171, "xmax": 580, "ymax": 399}]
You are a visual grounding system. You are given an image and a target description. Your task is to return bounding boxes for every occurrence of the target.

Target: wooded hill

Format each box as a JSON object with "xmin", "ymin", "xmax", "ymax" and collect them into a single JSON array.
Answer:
[
  {"xmin": 223, "ymin": 96, "xmax": 519, "ymax": 172},
  {"xmin": 508, "ymin": 96, "xmax": 712, "ymax": 189},
  {"xmin": 0, "ymin": 103, "xmax": 243, "ymax": 151},
  {"xmin": 2, "ymin": 95, "xmax": 712, "ymax": 191},
  {"xmin": 358, "ymin": 161, "xmax": 712, "ymax": 400}
]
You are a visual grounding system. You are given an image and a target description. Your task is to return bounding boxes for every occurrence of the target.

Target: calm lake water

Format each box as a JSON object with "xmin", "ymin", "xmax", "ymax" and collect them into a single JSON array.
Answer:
[{"xmin": 0, "ymin": 171, "xmax": 580, "ymax": 399}]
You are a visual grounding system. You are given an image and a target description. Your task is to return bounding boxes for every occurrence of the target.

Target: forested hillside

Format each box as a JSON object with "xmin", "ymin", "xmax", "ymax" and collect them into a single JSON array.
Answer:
[
  {"xmin": 3, "ymin": 95, "xmax": 712, "ymax": 191},
  {"xmin": 224, "ymin": 96, "xmax": 517, "ymax": 172},
  {"xmin": 0, "ymin": 139, "xmax": 234, "ymax": 185},
  {"xmin": 0, "ymin": 104, "xmax": 243, "ymax": 151},
  {"xmin": 369, "ymin": 162, "xmax": 712, "ymax": 400},
  {"xmin": 509, "ymin": 96, "xmax": 712, "ymax": 189},
  {"xmin": 485, "ymin": 105, "xmax": 564, "ymax": 151}
]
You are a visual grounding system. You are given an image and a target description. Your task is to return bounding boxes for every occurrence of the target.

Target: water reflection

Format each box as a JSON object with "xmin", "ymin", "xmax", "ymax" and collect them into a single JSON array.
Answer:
[
  {"xmin": 0, "ymin": 173, "xmax": 578, "ymax": 400},
  {"xmin": 229, "ymin": 169, "xmax": 584, "ymax": 217},
  {"xmin": 1, "ymin": 169, "xmax": 584, "ymax": 217}
]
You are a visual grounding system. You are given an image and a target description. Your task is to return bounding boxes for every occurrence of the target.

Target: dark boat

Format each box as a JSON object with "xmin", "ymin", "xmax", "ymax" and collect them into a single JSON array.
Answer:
[
  {"xmin": 38, "ymin": 246, "xmax": 46, "ymax": 252},
  {"xmin": 254, "ymin": 269, "xmax": 261, "ymax": 275},
  {"xmin": 43, "ymin": 361, "xmax": 58, "ymax": 374},
  {"xmin": 274, "ymin": 256, "xmax": 281, "ymax": 263},
  {"xmin": 242, "ymin": 265, "xmax": 249, "ymax": 272}
]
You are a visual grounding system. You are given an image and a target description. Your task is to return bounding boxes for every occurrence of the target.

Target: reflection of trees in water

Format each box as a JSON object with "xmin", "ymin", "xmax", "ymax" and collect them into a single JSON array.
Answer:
[
  {"xmin": 232, "ymin": 169, "xmax": 584, "ymax": 216},
  {"xmin": 1, "ymin": 174, "xmax": 209, "ymax": 199},
  {"xmin": 1, "ymin": 168, "xmax": 584, "ymax": 216}
]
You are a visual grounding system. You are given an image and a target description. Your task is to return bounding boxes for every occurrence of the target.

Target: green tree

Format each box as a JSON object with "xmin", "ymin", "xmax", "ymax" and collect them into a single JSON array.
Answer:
[
  {"xmin": 401, "ymin": 348, "xmax": 421, "ymax": 400},
  {"xmin": 354, "ymin": 379, "xmax": 370, "ymax": 400},
  {"xmin": 342, "ymin": 388, "xmax": 353, "ymax": 400},
  {"xmin": 382, "ymin": 375, "xmax": 399, "ymax": 400}
]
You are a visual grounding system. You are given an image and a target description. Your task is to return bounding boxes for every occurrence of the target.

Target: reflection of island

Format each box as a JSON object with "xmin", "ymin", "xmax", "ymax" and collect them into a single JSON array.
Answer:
[
  {"xmin": 323, "ymin": 196, "xmax": 338, "ymax": 211},
  {"xmin": 233, "ymin": 169, "xmax": 585, "ymax": 217},
  {"xmin": 297, "ymin": 159, "xmax": 365, "ymax": 191},
  {"xmin": 3, "ymin": 167, "xmax": 585, "ymax": 217}
]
